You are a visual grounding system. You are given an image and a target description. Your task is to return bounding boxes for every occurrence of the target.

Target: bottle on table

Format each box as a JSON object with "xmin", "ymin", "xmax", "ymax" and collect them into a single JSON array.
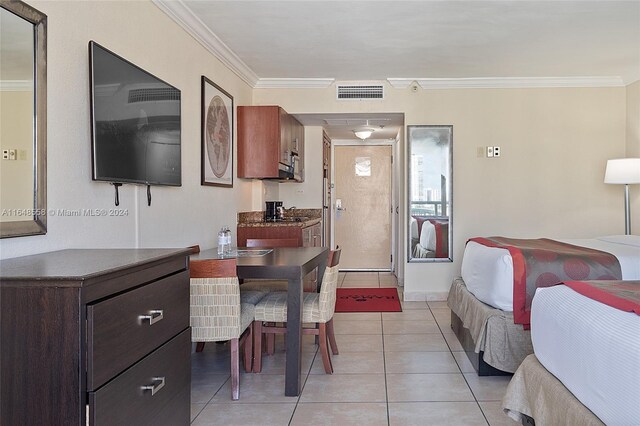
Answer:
[{"xmin": 217, "ymin": 227, "xmax": 228, "ymax": 255}]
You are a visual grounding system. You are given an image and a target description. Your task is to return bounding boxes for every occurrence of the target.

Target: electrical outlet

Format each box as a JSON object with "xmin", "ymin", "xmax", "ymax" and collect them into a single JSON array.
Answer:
[
  {"xmin": 493, "ymin": 146, "xmax": 501, "ymax": 157},
  {"xmin": 487, "ymin": 146, "xmax": 494, "ymax": 157},
  {"xmin": 2, "ymin": 150, "xmax": 8, "ymax": 160}
]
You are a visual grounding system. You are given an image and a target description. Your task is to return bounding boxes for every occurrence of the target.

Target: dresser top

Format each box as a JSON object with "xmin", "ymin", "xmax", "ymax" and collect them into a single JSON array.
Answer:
[{"xmin": 0, "ymin": 248, "xmax": 191, "ymax": 281}]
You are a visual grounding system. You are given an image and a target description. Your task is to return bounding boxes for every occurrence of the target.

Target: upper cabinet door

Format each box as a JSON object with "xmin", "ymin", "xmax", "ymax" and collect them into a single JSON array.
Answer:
[{"xmin": 237, "ymin": 106, "xmax": 304, "ymax": 182}]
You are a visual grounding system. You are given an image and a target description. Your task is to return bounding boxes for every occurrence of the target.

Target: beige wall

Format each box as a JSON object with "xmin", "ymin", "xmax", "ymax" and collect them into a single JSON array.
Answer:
[
  {"xmin": 277, "ymin": 126, "xmax": 324, "ymax": 209},
  {"xmin": 0, "ymin": 0, "xmax": 254, "ymax": 258},
  {"xmin": 0, "ymin": 90, "xmax": 34, "ymax": 221},
  {"xmin": 255, "ymin": 84, "xmax": 627, "ymax": 299},
  {"xmin": 626, "ymin": 80, "xmax": 640, "ymax": 232}
]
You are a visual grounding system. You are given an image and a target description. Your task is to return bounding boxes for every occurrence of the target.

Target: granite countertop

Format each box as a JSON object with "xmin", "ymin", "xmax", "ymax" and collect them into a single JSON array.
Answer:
[{"xmin": 237, "ymin": 209, "xmax": 322, "ymax": 228}]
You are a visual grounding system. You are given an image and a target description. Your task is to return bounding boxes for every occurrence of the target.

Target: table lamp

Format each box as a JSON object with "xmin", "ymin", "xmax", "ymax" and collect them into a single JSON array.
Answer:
[{"xmin": 604, "ymin": 158, "xmax": 640, "ymax": 235}]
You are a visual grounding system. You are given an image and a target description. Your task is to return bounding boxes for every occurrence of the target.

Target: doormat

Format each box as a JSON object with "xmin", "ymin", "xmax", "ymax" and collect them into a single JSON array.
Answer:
[{"xmin": 335, "ymin": 288, "xmax": 402, "ymax": 312}]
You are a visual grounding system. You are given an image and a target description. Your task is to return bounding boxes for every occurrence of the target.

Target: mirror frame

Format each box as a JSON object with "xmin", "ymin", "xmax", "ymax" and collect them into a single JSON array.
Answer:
[
  {"xmin": 0, "ymin": 0, "xmax": 47, "ymax": 238},
  {"xmin": 407, "ymin": 125, "xmax": 453, "ymax": 262}
]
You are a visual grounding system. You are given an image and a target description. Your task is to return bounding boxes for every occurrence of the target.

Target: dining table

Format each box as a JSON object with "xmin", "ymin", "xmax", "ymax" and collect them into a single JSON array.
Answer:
[{"xmin": 190, "ymin": 246, "xmax": 329, "ymax": 396}]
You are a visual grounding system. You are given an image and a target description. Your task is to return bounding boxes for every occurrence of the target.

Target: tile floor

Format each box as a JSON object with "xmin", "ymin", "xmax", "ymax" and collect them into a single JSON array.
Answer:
[{"xmin": 190, "ymin": 272, "xmax": 519, "ymax": 425}]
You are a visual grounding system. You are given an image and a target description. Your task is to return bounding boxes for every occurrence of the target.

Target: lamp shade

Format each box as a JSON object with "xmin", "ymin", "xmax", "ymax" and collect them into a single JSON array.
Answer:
[
  {"xmin": 354, "ymin": 128, "xmax": 374, "ymax": 140},
  {"xmin": 604, "ymin": 158, "xmax": 640, "ymax": 184}
]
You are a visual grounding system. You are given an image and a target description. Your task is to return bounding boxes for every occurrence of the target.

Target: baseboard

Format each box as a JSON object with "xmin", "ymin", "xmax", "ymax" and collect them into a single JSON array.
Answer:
[{"xmin": 403, "ymin": 291, "xmax": 449, "ymax": 301}]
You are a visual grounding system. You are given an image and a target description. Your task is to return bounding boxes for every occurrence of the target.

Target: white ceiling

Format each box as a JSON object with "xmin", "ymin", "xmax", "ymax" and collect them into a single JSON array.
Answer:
[
  {"xmin": 295, "ymin": 113, "xmax": 404, "ymax": 140},
  {"xmin": 176, "ymin": 0, "xmax": 640, "ymax": 85}
]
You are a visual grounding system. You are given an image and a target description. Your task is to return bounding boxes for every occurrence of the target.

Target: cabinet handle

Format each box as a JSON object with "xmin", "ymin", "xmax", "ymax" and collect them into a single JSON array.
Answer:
[
  {"xmin": 139, "ymin": 309, "xmax": 164, "ymax": 325},
  {"xmin": 141, "ymin": 376, "xmax": 165, "ymax": 396}
]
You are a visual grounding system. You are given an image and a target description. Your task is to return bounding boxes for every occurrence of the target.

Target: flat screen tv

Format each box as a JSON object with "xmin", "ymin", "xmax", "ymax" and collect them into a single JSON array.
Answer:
[{"xmin": 90, "ymin": 41, "xmax": 181, "ymax": 186}]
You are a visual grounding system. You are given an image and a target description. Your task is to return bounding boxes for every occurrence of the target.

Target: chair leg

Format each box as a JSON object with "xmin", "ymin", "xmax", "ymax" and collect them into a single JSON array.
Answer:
[
  {"xmin": 253, "ymin": 321, "xmax": 263, "ymax": 373},
  {"xmin": 327, "ymin": 318, "xmax": 339, "ymax": 355},
  {"xmin": 195, "ymin": 342, "xmax": 206, "ymax": 352},
  {"xmin": 318, "ymin": 323, "xmax": 333, "ymax": 374},
  {"xmin": 243, "ymin": 324, "xmax": 253, "ymax": 373},
  {"xmin": 266, "ymin": 332, "xmax": 275, "ymax": 355},
  {"xmin": 230, "ymin": 338, "xmax": 240, "ymax": 400}
]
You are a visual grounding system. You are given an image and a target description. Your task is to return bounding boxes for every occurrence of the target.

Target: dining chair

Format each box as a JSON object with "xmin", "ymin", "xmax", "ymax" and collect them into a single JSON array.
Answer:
[
  {"xmin": 240, "ymin": 238, "xmax": 300, "ymax": 292},
  {"xmin": 252, "ymin": 248, "xmax": 341, "ymax": 374},
  {"xmin": 189, "ymin": 256, "xmax": 257, "ymax": 400}
]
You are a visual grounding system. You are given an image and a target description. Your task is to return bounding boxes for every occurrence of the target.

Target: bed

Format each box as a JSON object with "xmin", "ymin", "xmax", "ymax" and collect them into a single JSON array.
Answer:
[
  {"xmin": 411, "ymin": 216, "xmax": 449, "ymax": 259},
  {"xmin": 503, "ymin": 282, "xmax": 640, "ymax": 425},
  {"xmin": 447, "ymin": 235, "xmax": 640, "ymax": 375}
]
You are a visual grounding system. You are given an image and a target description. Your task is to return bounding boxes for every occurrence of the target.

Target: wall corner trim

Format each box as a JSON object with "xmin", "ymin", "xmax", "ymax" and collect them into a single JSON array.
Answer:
[{"xmin": 255, "ymin": 78, "xmax": 335, "ymax": 89}]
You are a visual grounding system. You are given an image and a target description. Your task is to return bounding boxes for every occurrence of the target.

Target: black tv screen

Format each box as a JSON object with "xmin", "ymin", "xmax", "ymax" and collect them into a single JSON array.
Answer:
[{"xmin": 90, "ymin": 41, "xmax": 181, "ymax": 186}]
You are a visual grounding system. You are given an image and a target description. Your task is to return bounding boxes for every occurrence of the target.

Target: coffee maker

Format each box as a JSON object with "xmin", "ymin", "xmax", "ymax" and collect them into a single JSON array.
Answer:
[{"xmin": 265, "ymin": 201, "xmax": 283, "ymax": 222}]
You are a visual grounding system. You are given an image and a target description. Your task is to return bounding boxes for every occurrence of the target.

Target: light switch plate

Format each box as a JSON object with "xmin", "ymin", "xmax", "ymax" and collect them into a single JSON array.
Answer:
[{"xmin": 487, "ymin": 146, "xmax": 494, "ymax": 157}]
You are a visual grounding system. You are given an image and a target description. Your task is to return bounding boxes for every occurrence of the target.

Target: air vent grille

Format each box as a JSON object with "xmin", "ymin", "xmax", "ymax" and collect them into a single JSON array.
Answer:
[
  {"xmin": 128, "ymin": 88, "xmax": 181, "ymax": 103},
  {"xmin": 336, "ymin": 84, "xmax": 384, "ymax": 100}
]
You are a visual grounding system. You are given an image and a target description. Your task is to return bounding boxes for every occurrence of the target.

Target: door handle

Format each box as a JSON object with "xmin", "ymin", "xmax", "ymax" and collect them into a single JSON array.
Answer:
[
  {"xmin": 139, "ymin": 309, "xmax": 164, "ymax": 325},
  {"xmin": 141, "ymin": 376, "xmax": 165, "ymax": 396},
  {"xmin": 336, "ymin": 207, "xmax": 347, "ymax": 211}
]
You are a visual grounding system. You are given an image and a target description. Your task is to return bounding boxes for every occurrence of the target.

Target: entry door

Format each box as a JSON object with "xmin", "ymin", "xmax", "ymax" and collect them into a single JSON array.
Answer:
[{"xmin": 334, "ymin": 145, "xmax": 392, "ymax": 270}]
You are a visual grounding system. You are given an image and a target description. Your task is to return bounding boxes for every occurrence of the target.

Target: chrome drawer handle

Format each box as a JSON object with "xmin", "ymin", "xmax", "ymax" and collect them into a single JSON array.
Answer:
[
  {"xmin": 141, "ymin": 376, "xmax": 165, "ymax": 396},
  {"xmin": 139, "ymin": 309, "xmax": 164, "ymax": 325}
]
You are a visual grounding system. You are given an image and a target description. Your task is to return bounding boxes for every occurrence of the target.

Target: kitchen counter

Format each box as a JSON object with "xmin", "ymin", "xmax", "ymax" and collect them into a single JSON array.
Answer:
[{"xmin": 237, "ymin": 209, "xmax": 322, "ymax": 228}]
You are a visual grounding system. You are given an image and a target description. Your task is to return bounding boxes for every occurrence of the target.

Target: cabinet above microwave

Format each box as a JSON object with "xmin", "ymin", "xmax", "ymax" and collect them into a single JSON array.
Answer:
[{"xmin": 237, "ymin": 106, "xmax": 305, "ymax": 182}]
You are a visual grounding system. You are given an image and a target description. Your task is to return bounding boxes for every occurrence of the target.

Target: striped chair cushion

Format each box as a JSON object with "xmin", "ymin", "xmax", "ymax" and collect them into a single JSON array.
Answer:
[
  {"xmin": 240, "ymin": 289, "xmax": 269, "ymax": 305},
  {"xmin": 190, "ymin": 276, "xmax": 255, "ymax": 342},
  {"xmin": 254, "ymin": 265, "xmax": 339, "ymax": 324}
]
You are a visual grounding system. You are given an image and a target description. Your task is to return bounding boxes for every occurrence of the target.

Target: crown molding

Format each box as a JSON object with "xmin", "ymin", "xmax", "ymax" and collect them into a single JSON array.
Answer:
[
  {"xmin": 153, "ymin": 0, "xmax": 258, "ymax": 87},
  {"xmin": 0, "ymin": 80, "xmax": 33, "ymax": 91},
  {"xmin": 388, "ymin": 76, "xmax": 625, "ymax": 89},
  {"xmin": 255, "ymin": 78, "xmax": 335, "ymax": 89},
  {"xmin": 387, "ymin": 78, "xmax": 416, "ymax": 89}
]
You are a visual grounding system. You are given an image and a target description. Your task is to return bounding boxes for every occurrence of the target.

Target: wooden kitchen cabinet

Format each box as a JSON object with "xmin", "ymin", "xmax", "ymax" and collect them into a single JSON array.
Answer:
[
  {"xmin": 302, "ymin": 222, "xmax": 322, "ymax": 248},
  {"xmin": 237, "ymin": 106, "xmax": 304, "ymax": 182}
]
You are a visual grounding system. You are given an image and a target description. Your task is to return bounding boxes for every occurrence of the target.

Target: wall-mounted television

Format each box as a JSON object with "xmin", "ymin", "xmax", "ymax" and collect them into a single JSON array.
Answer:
[{"xmin": 89, "ymin": 41, "xmax": 181, "ymax": 186}]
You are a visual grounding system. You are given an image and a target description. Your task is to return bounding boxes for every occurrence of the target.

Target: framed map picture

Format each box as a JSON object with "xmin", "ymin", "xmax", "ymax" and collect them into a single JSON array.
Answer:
[{"xmin": 201, "ymin": 76, "xmax": 233, "ymax": 187}]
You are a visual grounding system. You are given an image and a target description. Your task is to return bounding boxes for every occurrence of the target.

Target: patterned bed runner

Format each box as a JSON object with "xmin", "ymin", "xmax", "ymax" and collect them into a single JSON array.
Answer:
[
  {"xmin": 469, "ymin": 237, "xmax": 622, "ymax": 327},
  {"xmin": 562, "ymin": 280, "xmax": 640, "ymax": 315}
]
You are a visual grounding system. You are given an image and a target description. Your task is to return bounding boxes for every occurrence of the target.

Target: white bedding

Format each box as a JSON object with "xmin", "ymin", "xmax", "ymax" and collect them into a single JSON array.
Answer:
[
  {"xmin": 531, "ymin": 285, "xmax": 640, "ymax": 425},
  {"xmin": 461, "ymin": 235, "xmax": 640, "ymax": 311},
  {"xmin": 419, "ymin": 221, "xmax": 437, "ymax": 252}
]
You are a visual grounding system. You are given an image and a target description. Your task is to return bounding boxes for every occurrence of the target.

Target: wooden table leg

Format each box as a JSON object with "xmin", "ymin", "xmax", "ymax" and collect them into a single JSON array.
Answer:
[{"xmin": 285, "ymin": 275, "xmax": 303, "ymax": 396}]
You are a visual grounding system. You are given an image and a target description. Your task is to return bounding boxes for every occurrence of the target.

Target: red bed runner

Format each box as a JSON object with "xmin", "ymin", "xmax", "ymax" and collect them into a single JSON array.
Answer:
[
  {"xmin": 429, "ymin": 219, "xmax": 449, "ymax": 258},
  {"xmin": 469, "ymin": 237, "xmax": 622, "ymax": 327},
  {"xmin": 562, "ymin": 280, "xmax": 640, "ymax": 315}
]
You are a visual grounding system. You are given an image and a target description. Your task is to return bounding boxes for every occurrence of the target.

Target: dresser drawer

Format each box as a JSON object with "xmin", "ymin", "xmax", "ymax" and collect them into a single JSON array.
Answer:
[
  {"xmin": 87, "ymin": 270, "xmax": 189, "ymax": 390},
  {"xmin": 89, "ymin": 329, "xmax": 191, "ymax": 426}
]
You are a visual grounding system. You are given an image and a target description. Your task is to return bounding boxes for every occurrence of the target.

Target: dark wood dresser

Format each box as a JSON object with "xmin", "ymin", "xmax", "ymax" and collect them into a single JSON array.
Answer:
[{"xmin": 0, "ymin": 249, "xmax": 192, "ymax": 426}]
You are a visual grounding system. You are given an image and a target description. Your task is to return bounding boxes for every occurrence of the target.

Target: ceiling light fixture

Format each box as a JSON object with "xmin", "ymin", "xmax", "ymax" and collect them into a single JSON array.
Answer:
[{"xmin": 354, "ymin": 128, "xmax": 375, "ymax": 140}]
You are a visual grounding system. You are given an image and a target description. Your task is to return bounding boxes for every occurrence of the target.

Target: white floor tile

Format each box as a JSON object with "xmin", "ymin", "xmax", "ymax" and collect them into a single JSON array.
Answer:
[
  {"xmin": 386, "ymin": 373, "xmax": 475, "ymax": 402},
  {"xmin": 191, "ymin": 402, "xmax": 296, "ymax": 425},
  {"xmin": 291, "ymin": 402, "xmax": 388, "ymax": 426},
  {"xmin": 300, "ymin": 374, "xmax": 387, "ymax": 403},
  {"xmin": 389, "ymin": 402, "xmax": 488, "ymax": 426}
]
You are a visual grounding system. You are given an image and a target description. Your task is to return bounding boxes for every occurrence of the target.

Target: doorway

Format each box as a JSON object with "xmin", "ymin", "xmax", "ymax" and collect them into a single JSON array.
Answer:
[{"xmin": 333, "ymin": 144, "xmax": 393, "ymax": 270}]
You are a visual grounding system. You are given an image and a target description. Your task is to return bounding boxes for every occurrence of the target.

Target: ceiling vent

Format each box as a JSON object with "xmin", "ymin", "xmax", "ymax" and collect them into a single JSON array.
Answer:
[{"xmin": 336, "ymin": 84, "xmax": 384, "ymax": 100}]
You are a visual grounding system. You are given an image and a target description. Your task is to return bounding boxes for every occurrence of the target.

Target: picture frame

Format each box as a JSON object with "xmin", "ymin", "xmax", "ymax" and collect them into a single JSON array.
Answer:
[{"xmin": 201, "ymin": 76, "xmax": 233, "ymax": 187}]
